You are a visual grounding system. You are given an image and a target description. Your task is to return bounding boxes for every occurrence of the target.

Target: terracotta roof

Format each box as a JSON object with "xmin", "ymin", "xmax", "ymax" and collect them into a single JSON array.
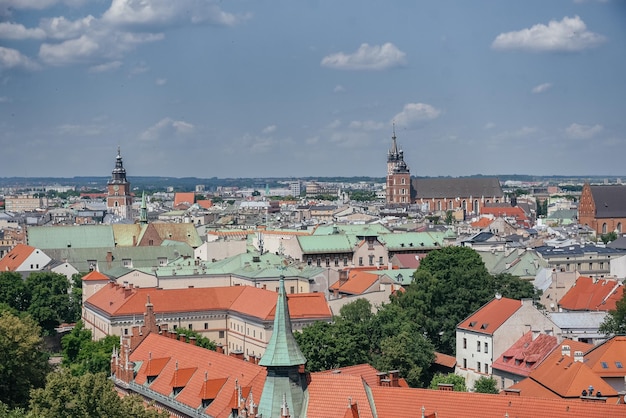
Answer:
[
  {"xmin": 131, "ymin": 333, "xmax": 266, "ymax": 418},
  {"xmin": 457, "ymin": 297, "xmax": 522, "ymax": 335},
  {"xmin": 305, "ymin": 373, "xmax": 374, "ymax": 418},
  {"xmin": 371, "ymin": 385, "xmax": 626, "ymax": 418},
  {"xmin": 558, "ymin": 276, "xmax": 624, "ymax": 311},
  {"xmin": 319, "ymin": 364, "xmax": 398, "ymax": 388},
  {"xmin": 196, "ymin": 200, "xmax": 213, "ymax": 209},
  {"xmin": 86, "ymin": 282, "xmax": 331, "ymax": 321},
  {"xmin": 471, "ymin": 217, "xmax": 493, "ymax": 228},
  {"xmin": 584, "ymin": 335, "xmax": 626, "ymax": 378},
  {"xmin": 81, "ymin": 270, "xmax": 110, "ymax": 282},
  {"xmin": 391, "ymin": 253, "xmax": 422, "ymax": 269},
  {"xmin": 434, "ymin": 352, "xmax": 457, "ymax": 369},
  {"xmin": 481, "ymin": 205, "xmax": 528, "ymax": 221},
  {"xmin": 329, "ymin": 271, "xmax": 380, "ymax": 295},
  {"xmin": 0, "ymin": 243, "xmax": 35, "ymax": 271},
  {"xmin": 174, "ymin": 192, "xmax": 195, "ymax": 207},
  {"xmin": 492, "ymin": 332, "xmax": 558, "ymax": 377}
]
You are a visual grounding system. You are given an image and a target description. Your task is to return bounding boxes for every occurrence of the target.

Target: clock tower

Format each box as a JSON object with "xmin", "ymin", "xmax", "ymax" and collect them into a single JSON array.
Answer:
[
  {"xmin": 386, "ymin": 127, "xmax": 411, "ymax": 205},
  {"xmin": 107, "ymin": 147, "xmax": 133, "ymax": 220}
]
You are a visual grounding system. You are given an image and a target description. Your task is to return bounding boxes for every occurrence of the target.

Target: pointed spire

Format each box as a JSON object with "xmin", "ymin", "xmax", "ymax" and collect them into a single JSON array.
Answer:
[
  {"xmin": 140, "ymin": 191, "xmax": 148, "ymax": 225},
  {"xmin": 259, "ymin": 276, "xmax": 306, "ymax": 367},
  {"xmin": 390, "ymin": 122, "xmax": 398, "ymax": 155}
]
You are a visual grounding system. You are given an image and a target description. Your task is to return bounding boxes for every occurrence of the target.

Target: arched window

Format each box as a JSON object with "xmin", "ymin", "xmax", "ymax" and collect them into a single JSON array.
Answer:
[
  {"xmin": 602, "ymin": 223, "xmax": 607, "ymax": 234},
  {"xmin": 437, "ymin": 201, "xmax": 442, "ymax": 211},
  {"xmin": 617, "ymin": 223, "xmax": 622, "ymax": 233},
  {"xmin": 401, "ymin": 178, "xmax": 405, "ymax": 185},
  {"xmin": 114, "ymin": 201, "xmax": 119, "ymax": 207},
  {"xmin": 473, "ymin": 199, "xmax": 479, "ymax": 214}
]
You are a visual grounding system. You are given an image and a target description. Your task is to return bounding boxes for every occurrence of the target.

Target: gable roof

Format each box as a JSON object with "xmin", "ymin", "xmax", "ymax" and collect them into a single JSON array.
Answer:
[
  {"xmin": 390, "ymin": 253, "xmax": 422, "ymax": 269},
  {"xmin": 0, "ymin": 243, "xmax": 35, "ymax": 271},
  {"xmin": 584, "ymin": 335, "xmax": 626, "ymax": 378},
  {"xmin": 589, "ymin": 185, "xmax": 626, "ymax": 218},
  {"xmin": 174, "ymin": 192, "xmax": 196, "ymax": 207},
  {"xmin": 27, "ymin": 225, "xmax": 115, "ymax": 249},
  {"xmin": 130, "ymin": 333, "xmax": 266, "ymax": 418},
  {"xmin": 305, "ymin": 373, "xmax": 374, "ymax": 418},
  {"xmin": 81, "ymin": 270, "xmax": 110, "ymax": 282},
  {"xmin": 412, "ymin": 177, "xmax": 503, "ymax": 199},
  {"xmin": 492, "ymin": 331, "xmax": 558, "ymax": 377},
  {"xmin": 558, "ymin": 276, "xmax": 624, "ymax": 311},
  {"xmin": 329, "ymin": 270, "xmax": 380, "ymax": 296},
  {"xmin": 457, "ymin": 297, "xmax": 522, "ymax": 335}
]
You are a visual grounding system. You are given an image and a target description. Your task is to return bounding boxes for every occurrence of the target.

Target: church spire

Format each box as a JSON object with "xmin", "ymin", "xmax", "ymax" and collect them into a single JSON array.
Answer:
[{"xmin": 139, "ymin": 191, "xmax": 148, "ymax": 225}]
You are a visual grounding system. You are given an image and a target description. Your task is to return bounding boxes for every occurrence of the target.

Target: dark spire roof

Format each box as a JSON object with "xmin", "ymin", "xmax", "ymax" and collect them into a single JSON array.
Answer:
[{"xmin": 109, "ymin": 147, "xmax": 128, "ymax": 185}]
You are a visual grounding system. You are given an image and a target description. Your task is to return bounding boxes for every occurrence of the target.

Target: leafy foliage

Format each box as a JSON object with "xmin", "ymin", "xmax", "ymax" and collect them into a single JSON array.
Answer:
[
  {"xmin": 0, "ymin": 311, "xmax": 51, "ymax": 409},
  {"xmin": 600, "ymin": 290, "xmax": 626, "ymax": 336},
  {"xmin": 429, "ymin": 372, "xmax": 467, "ymax": 391},
  {"xmin": 601, "ymin": 231, "xmax": 618, "ymax": 244},
  {"xmin": 61, "ymin": 322, "xmax": 119, "ymax": 376},
  {"xmin": 29, "ymin": 371, "xmax": 168, "ymax": 418},
  {"xmin": 0, "ymin": 272, "xmax": 29, "ymax": 312},
  {"xmin": 473, "ymin": 376, "xmax": 499, "ymax": 393},
  {"xmin": 174, "ymin": 329, "xmax": 217, "ymax": 350},
  {"xmin": 26, "ymin": 272, "xmax": 79, "ymax": 334},
  {"xmin": 349, "ymin": 190, "xmax": 378, "ymax": 202}
]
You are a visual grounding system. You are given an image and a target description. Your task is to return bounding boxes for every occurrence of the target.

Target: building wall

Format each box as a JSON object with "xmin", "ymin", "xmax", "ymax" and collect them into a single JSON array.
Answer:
[
  {"xmin": 386, "ymin": 172, "xmax": 411, "ymax": 204},
  {"xmin": 195, "ymin": 239, "xmax": 248, "ymax": 262},
  {"xmin": 18, "ymin": 249, "xmax": 51, "ymax": 271},
  {"xmin": 5, "ymin": 196, "xmax": 46, "ymax": 212},
  {"xmin": 353, "ymin": 238, "xmax": 388, "ymax": 268}
]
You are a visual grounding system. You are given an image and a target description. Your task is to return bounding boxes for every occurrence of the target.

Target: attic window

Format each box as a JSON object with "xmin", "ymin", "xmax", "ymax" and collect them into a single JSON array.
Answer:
[
  {"xmin": 616, "ymin": 362, "xmax": 623, "ymax": 369},
  {"xmin": 601, "ymin": 362, "xmax": 608, "ymax": 369},
  {"xmin": 469, "ymin": 321, "xmax": 477, "ymax": 327},
  {"xmin": 202, "ymin": 399, "xmax": 213, "ymax": 408},
  {"xmin": 503, "ymin": 356, "xmax": 512, "ymax": 363},
  {"xmin": 147, "ymin": 375, "xmax": 157, "ymax": 384},
  {"xmin": 480, "ymin": 323, "xmax": 489, "ymax": 330},
  {"xmin": 173, "ymin": 386, "xmax": 183, "ymax": 396}
]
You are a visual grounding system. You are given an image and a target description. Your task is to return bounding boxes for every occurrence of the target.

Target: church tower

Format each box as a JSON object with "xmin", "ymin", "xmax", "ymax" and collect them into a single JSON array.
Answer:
[
  {"xmin": 107, "ymin": 147, "xmax": 133, "ymax": 220},
  {"xmin": 386, "ymin": 127, "xmax": 411, "ymax": 205}
]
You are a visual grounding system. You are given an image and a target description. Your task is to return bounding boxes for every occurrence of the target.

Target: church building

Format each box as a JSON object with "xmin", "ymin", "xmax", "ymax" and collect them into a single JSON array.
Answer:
[
  {"xmin": 106, "ymin": 147, "xmax": 133, "ymax": 220},
  {"xmin": 385, "ymin": 128, "xmax": 411, "ymax": 205}
]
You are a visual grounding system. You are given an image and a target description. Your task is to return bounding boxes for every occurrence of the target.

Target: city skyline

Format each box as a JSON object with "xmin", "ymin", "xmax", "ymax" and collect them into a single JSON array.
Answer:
[{"xmin": 1, "ymin": 1, "xmax": 625, "ymax": 178}]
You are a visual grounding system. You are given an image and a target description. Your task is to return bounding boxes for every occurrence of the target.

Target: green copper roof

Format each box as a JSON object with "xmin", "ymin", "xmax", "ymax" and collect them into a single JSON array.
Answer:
[
  {"xmin": 378, "ymin": 231, "xmax": 446, "ymax": 250},
  {"xmin": 297, "ymin": 234, "xmax": 354, "ymax": 254},
  {"xmin": 259, "ymin": 277, "xmax": 306, "ymax": 367},
  {"xmin": 313, "ymin": 224, "xmax": 390, "ymax": 236},
  {"xmin": 28, "ymin": 225, "xmax": 115, "ymax": 249}
]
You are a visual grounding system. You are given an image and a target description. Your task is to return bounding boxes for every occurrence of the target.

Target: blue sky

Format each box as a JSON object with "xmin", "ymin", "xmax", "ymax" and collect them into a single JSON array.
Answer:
[{"xmin": 1, "ymin": 0, "xmax": 624, "ymax": 178}]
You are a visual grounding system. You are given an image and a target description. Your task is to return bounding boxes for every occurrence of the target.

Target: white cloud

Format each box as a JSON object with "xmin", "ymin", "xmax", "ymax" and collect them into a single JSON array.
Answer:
[
  {"xmin": 565, "ymin": 123, "xmax": 603, "ymax": 139},
  {"xmin": 326, "ymin": 119, "xmax": 342, "ymax": 129},
  {"xmin": 262, "ymin": 125, "xmax": 277, "ymax": 134},
  {"xmin": 348, "ymin": 120, "xmax": 384, "ymax": 131},
  {"xmin": 140, "ymin": 117, "xmax": 195, "ymax": 141},
  {"xmin": 484, "ymin": 122, "xmax": 496, "ymax": 130},
  {"xmin": 102, "ymin": 0, "xmax": 242, "ymax": 28},
  {"xmin": 155, "ymin": 78, "xmax": 167, "ymax": 86},
  {"xmin": 0, "ymin": 22, "xmax": 46, "ymax": 40},
  {"xmin": 532, "ymin": 82, "xmax": 552, "ymax": 94},
  {"xmin": 491, "ymin": 126, "xmax": 538, "ymax": 142},
  {"xmin": 492, "ymin": 16, "xmax": 605, "ymax": 52},
  {"xmin": 321, "ymin": 42, "xmax": 406, "ymax": 70},
  {"xmin": 88, "ymin": 60, "xmax": 122, "ymax": 73},
  {"xmin": 333, "ymin": 84, "xmax": 346, "ymax": 93},
  {"xmin": 392, "ymin": 103, "xmax": 441, "ymax": 128},
  {"xmin": 129, "ymin": 61, "xmax": 149, "ymax": 76},
  {"xmin": 39, "ymin": 15, "xmax": 97, "ymax": 40},
  {"xmin": 0, "ymin": 46, "xmax": 40, "ymax": 70}
]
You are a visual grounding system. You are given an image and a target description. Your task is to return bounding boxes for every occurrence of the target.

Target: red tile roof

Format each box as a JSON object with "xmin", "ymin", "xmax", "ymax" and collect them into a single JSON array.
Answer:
[
  {"xmin": 174, "ymin": 192, "xmax": 196, "ymax": 207},
  {"xmin": 434, "ymin": 352, "xmax": 457, "ymax": 369},
  {"xmin": 86, "ymin": 282, "xmax": 331, "ymax": 321},
  {"xmin": 196, "ymin": 199, "xmax": 213, "ymax": 209},
  {"xmin": 584, "ymin": 335, "xmax": 626, "ymax": 378},
  {"xmin": 457, "ymin": 297, "xmax": 522, "ymax": 335},
  {"xmin": 391, "ymin": 253, "xmax": 422, "ymax": 269},
  {"xmin": 558, "ymin": 276, "xmax": 624, "ymax": 311},
  {"xmin": 131, "ymin": 333, "xmax": 266, "ymax": 418},
  {"xmin": 81, "ymin": 270, "xmax": 110, "ymax": 282},
  {"xmin": 306, "ymin": 373, "xmax": 374, "ymax": 418},
  {"xmin": 0, "ymin": 243, "xmax": 35, "ymax": 271},
  {"xmin": 492, "ymin": 332, "xmax": 558, "ymax": 377},
  {"xmin": 471, "ymin": 217, "xmax": 493, "ymax": 228},
  {"xmin": 319, "ymin": 364, "xmax": 401, "ymax": 388},
  {"xmin": 329, "ymin": 271, "xmax": 380, "ymax": 295},
  {"xmin": 369, "ymin": 386, "xmax": 626, "ymax": 418}
]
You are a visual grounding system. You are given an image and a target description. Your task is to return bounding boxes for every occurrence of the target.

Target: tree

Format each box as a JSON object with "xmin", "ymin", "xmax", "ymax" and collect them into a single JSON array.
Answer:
[
  {"xmin": 61, "ymin": 322, "xmax": 120, "ymax": 376},
  {"xmin": 0, "ymin": 402, "xmax": 27, "ymax": 418},
  {"xmin": 29, "ymin": 371, "xmax": 168, "ymax": 418},
  {"xmin": 0, "ymin": 311, "xmax": 50, "ymax": 409},
  {"xmin": 601, "ymin": 231, "xmax": 618, "ymax": 244},
  {"xmin": 493, "ymin": 273, "xmax": 539, "ymax": 301},
  {"xmin": 0, "ymin": 272, "xmax": 29, "ymax": 312},
  {"xmin": 25, "ymin": 272, "xmax": 75, "ymax": 334},
  {"xmin": 429, "ymin": 372, "xmax": 467, "ymax": 391},
  {"xmin": 600, "ymin": 291, "xmax": 626, "ymax": 335},
  {"xmin": 175, "ymin": 329, "xmax": 217, "ymax": 350},
  {"xmin": 393, "ymin": 247, "xmax": 495, "ymax": 355},
  {"xmin": 473, "ymin": 376, "xmax": 499, "ymax": 394}
]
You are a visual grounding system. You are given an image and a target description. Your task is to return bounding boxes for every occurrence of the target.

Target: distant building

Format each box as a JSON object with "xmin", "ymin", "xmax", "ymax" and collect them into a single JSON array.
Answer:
[
  {"xmin": 386, "ymin": 129, "xmax": 411, "ymax": 205},
  {"xmin": 289, "ymin": 181, "xmax": 301, "ymax": 197},
  {"xmin": 578, "ymin": 183, "xmax": 626, "ymax": 235},
  {"xmin": 106, "ymin": 147, "xmax": 133, "ymax": 220}
]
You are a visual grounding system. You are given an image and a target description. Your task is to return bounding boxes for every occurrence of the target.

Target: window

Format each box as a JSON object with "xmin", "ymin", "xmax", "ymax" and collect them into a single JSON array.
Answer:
[
  {"xmin": 463, "ymin": 358, "xmax": 467, "ymax": 368},
  {"xmin": 316, "ymin": 258, "xmax": 321, "ymax": 267},
  {"xmin": 477, "ymin": 362, "xmax": 481, "ymax": 373},
  {"xmin": 616, "ymin": 362, "xmax": 623, "ymax": 368},
  {"xmin": 290, "ymin": 286, "xmax": 295, "ymax": 294},
  {"xmin": 158, "ymin": 257, "xmax": 167, "ymax": 266},
  {"xmin": 463, "ymin": 338, "xmax": 467, "ymax": 349},
  {"xmin": 334, "ymin": 257, "xmax": 339, "ymax": 267},
  {"xmin": 602, "ymin": 223, "xmax": 607, "ymax": 234},
  {"xmin": 477, "ymin": 341, "xmax": 481, "ymax": 352},
  {"xmin": 218, "ymin": 330, "xmax": 225, "ymax": 339},
  {"xmin": 188, "ymin": 324, "xmax": 193, "ymax": 330},
  {"xmin": 149, "ymin": 239, "xmax": 154, "ymax": 246},
  {"xmin": 122, "ymin": 258, "xmax": 132, "ymax": 268},
  {"xmin": 343, "ymin": 257, "xmax": 348, "ymax": 266},
  {"xmin": 173, "ymin": 324, "xmax": 177, "ymax": 330},
  {"xmin": 124, "ymin": 328, "xmax": 128, "ymax": 335},
  {"xmin": 369, "ymin": 255, "xmax": 374, "ymax": 266},
  {"xmin": 589, "ymin": 263, "xmax": 593, "ymax": 270},
  {"xmin": 204, "ymin": 323, "xmax": 208, "ymax": 330},
  {"xmin": 484, "ymin": 363, "xmax": 489, "ymax": 374},
  {"xmin": 379, "ymin": 256, "xmax": 384, "ymax": 265},
  {"xmin": 601, "ymin": 362, "xmax": 608, "ymax": 369},
  {"xmin": 484, "ymin": 342, "xmax": 488, "ymax": 353},
  {"xmin": 325, "ymin": 257, "xmax": 330, "ymax": 267},
  {"xmin": 359, "ymin": 257, "xmax": 363, "ymax": 266},
  {"xmin": 600, "ymin": 262, "xmax": 604, "ymax": 269}
]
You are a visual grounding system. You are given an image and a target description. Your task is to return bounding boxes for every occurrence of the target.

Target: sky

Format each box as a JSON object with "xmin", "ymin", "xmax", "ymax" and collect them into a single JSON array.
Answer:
[{"xmin": 0, "ymin": 0, "xmax": 625, "ymax": 179}]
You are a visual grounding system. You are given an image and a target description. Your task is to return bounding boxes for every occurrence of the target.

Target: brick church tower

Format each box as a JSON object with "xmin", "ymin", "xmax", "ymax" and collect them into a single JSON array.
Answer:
[
  {"xmin": 386, "ymin": 128, "xmax": 411, "ymax": 205},
  {"xmin": 106, "ymin": 147, "xmax": 133, "ymax": 220}
]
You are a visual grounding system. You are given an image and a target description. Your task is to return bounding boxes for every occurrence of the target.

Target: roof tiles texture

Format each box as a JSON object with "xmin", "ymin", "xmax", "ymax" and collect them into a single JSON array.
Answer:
[
  {"xmin": 305, "ymin": 374, "xmax": 374, "ymax": 418},
  {"xmin": 457, "ymin": 297, "xmax": 522, "ymax": 335},
  {"xmin": 492, "ymin": 332, "xmax": 558, "ymax": 376},
  {"xmin": 558, "ymin": 276, "xmax": 624, "ymax": 311},
  {"xmin": 584, "ymin": 335, "xmax": 626, "ymax": 377},
  {"xmin": 0, "ymin": 243, "xmax": 35, "ymax": 271}
]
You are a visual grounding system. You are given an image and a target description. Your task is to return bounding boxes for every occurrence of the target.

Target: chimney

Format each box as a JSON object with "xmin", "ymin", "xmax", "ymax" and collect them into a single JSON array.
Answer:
[
  {"xmin": 132, "ymin": 235, "xmax": 137, "ymax": 246},
  {"xmin": 106, "ymin": 251, "xmax": 113, "ymax": 268},
  {"xmin": 124, "ymin": 288, "xmax": 132, "ymax": 298},
  {"xmin": 216, "ymin": 343, "xmax": 224, "ymax": 354},
  {"xmin": 617, "ymin": 391, "xmax": 626, "ymax": 405},
  {"xmin": 388, "ymin": 370, "xmax": 400, "ymax": 387},
  {"xmin": 438, "ymin": 383, "xmax": 454, "ymax": 391},
  {"xmin": 170, "ymin": 330, "xmax": 178, "ymax": 340},
  {"xmin": 230, "ymin": 350, "xmax": 244, "ymax": 361},
  {"xmin": 574, "ymin": 351, "xmax": 584, "ymax": 362},
  {"xmin": 189, "ymin": 336, "xmax": 196, "ymax": 346},
  {"xmin": 561, "ymin": 345, "xmax": 571, "ymax": 357},
  {"xmin": 179, "ymin": 334, "xmax": 186, "ymax": 342},
  {"xmin": 532, "ymin": 329, "xmax": 540, "ymax": 341}
]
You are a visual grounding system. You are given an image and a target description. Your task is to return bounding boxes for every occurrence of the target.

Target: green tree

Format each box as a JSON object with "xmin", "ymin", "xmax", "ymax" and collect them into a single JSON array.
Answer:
[
  {"xmin": 61, "ymin": 322, "xmax": 120, "ymax": 376},
  {"xmin": 473, "ymin": 376, "xmax": 499, "ymax": 393},
  {"xmin": 444, "ymin": 211, "xmax": 455, "ymax": 225},
  {"xmin": 0, "ymin": 272, "xmax": 29, "ymax": 312},
  {"xmin": 29, "ymin": 371, "xmax": 168, "ymax": 418},
  {"xmin": 175, "ymin": 329, "xmax": 217, "ymax": 350},
  {"xmin": 493, "ymin": 273, "xmax": 538, "ymax": 301},
  {"xmin": 0, "ymin": 311, "xmax": 51, "ymax": 409},
  {"xmin": 429, "ymin": 372, "xmax": 467, "ymax": 391},
  {"xmin": 393, "ymin": 247, "xmax": 495, "ymax": 355},
  {"xmin": 601, "ymin": 231, "xmax": 618, "ymax": 244},
  {"xmin": 600, "ymin": 291, "xmax": 626, "ymax": 335},
  {"xmin": 25, "ymin": 272, "xmax": 74, "ymax": 334},
  {"xmin": 0, "ymin": 403, "xmax": 27, "ymax": 418}
]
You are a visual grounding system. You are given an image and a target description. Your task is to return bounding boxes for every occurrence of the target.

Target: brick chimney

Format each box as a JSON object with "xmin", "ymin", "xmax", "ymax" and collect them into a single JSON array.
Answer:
[
  {"xmin": 388, "ymin": 370, "xmax": 400, "ymax": 387},
  {"xmin": 189, "ymin": 336, "xmax": 196, "ymax": 346},
  {"xmin": 438, "ymin": 383, "xmax": 454, "ymax": 391},
  {"xmin": 216, "ymin": 343, "xmax": 224, "ymax": 354}
]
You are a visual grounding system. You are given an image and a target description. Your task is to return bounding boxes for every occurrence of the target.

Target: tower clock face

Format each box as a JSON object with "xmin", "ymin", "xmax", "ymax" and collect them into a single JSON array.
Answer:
[{"xmin": 113, "ymin": 185, "xmax": 119, "ymax": 191}]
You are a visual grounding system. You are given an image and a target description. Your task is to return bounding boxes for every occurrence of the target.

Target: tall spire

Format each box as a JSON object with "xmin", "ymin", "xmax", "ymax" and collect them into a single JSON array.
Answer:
[
  {"xmin": 389, "ymin": 122, "xmax": 399, "ymax": 156},
  {"xmin": 139, "ymin": 191, "xmax": 148, "ymax": 225},
  {"xmin": 109, "ymin": 147, "xmax": 128, "ymax": 184}
]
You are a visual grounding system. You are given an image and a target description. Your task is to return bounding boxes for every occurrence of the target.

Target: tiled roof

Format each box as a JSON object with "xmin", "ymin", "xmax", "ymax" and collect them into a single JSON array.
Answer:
[
  {"xmin": 298, "ymin": 235, "xmax": 354, "ymax": 254},
  {"xmin": 313, "ymin": 224, "xmax": 391, "ymax": 236},
  {"xmin": 174, "ymin": 192, "xmax": 196, "ymax": 207},
  {"xmin": 369, "ymin": 386, "xmax": 626, "ymax": 418},
  {"xmin": 412, "ymin": 177, "xmax": 504, "ymax": 199},
  {"xmin": 584, "ymin": 335, "xmax": 626, "ymax": 378},
  {"xmin": 305, "ymin": 373, "xmax": 374, "ymax": 418},
  {"xmin": 471, "ymin": 217, "xmax": 493, "ymax": 228},
  {"xmin": 86, "ymin": 282, "xmax": 331, "ymax": 321},
  {"xmin": 0, "ymin": 243, "xmax": 35, "ymax": 271},
  {"xmin": 390, "ymin": 253, "xmax": 422, "ymax": 269},
  {"xmin": 433, "ymin": 352, "xmax": 457, "ymax": 369},
  {"xmin": 81, "ymin": 270, "xmax": 110, "ymax": 282},
  {"xmin": 558, "ymin": 276, "xmax": 624, "ymax": 311},
  {"xmin": 589, "ymin": 185, "xmax": 626, "ymax": 218},
  {"xmin": 457, "ymin": 297, "xmax": 522, "ymax": 335},
  {"xmin": 319, "ymin": 364, "xmax": 393, "ymax": 388},
  {"xmin": 131, "ymin": 333, "xmax": 266, "ymax": 418},
  {"xmin": 481, "ymin": 205, "xmax": 528, "ymax": 221},
  {"xmin": 378, "ymin": 232, "xmax": 446, "ymax": 250},
  {"xmin": 492, "ymin": 332, "xmax": 558, "ymax": 377},
  {"xmin": 27, "ymin": 225, "xmax": 115, "ymax": 249},
  {"xmin": 329, "ymin": 271, "xmax": 380, "ymax": 295}
]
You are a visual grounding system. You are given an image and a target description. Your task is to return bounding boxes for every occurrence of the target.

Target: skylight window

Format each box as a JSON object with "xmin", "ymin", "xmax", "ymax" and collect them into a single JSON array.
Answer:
[
  {"xmin": 601, "ymin": 362, "xmax": 608, "ymax": 369},
  {"xmin": 616, "ymin": 361, "xmax": 623, "ymax": 369}
]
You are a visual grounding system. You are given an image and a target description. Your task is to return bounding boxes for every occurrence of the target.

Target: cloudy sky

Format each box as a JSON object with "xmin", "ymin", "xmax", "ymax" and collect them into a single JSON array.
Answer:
[{"xmin": 1, "ymin": 0, "xmax": 625, "ymax": 178}]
